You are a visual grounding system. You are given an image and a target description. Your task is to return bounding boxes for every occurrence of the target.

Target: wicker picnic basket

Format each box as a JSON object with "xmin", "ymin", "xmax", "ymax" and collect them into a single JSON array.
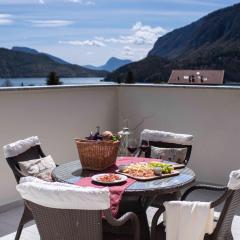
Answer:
[{"xmin": 75, "ymin": 139, "xmax": 120, "ymax": 170}]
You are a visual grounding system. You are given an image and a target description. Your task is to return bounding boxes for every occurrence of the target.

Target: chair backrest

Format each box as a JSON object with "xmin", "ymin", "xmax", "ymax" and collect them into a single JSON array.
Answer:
[
  {"xmin": 29, "ymin": 201, "xmax": 103, "ymax": 240},
  {"xmin": 140, "ymin": 129, "xmax": 193, "ymax": 164},
  {"xmin": 3, "ymin": 137, "xmax": 46, "ymax": 183},
  {"xmin": 16, "ymin": 177, "xmax": 111, "ymax": 240},
  {"xmin": 210, "ymin": 189, "xmax": 240, "ymax": 239}
]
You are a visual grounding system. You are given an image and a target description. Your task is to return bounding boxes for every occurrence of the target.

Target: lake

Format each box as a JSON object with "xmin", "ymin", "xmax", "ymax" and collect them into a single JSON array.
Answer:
[{"xmin": 0, "ymin": 77, "xmax": 114, "ymax": 87}]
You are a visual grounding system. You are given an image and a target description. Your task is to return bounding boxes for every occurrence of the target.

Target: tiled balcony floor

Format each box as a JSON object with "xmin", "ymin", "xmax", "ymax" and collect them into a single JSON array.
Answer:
[{"xmin": 0, "ymin": 190, "xmax": 240, "ymax": 239}]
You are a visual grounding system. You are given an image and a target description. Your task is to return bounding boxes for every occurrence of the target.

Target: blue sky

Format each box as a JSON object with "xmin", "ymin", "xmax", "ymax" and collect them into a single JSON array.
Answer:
[{"xmin": 0, "ymin": 0, "xmax": 239, "ymax": 65}]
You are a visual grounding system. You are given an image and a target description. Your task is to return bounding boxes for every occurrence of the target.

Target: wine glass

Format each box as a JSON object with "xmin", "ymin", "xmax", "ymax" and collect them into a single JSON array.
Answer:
[{"xmin": 127, "ymin": 138, "xmax": 138, "ymax": 157}]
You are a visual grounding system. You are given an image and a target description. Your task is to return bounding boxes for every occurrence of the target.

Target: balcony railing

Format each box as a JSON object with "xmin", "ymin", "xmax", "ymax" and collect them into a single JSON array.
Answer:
[{"xmin": 1, "ymin": 83, "xmax": 240, "ymax": 208}]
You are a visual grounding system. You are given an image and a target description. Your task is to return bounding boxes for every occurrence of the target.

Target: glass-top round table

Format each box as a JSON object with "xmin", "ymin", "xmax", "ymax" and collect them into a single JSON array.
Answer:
[
  {"xmin": 52, "ymin": 159, "xmax": 196, "ymax": 240},
  {"xmin": 52, "ymin": 159, "xmax": 196, "ymax": 196}
]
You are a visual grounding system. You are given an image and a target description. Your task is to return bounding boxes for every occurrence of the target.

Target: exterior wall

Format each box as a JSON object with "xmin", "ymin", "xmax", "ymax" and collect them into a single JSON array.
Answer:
[
  {"xmin": 0, "ymin": 86, "xmax": 118, "ymax": 207},
  {"xmin": 118, "ymin": 85, "xmax": 240, "ymax": 185}
]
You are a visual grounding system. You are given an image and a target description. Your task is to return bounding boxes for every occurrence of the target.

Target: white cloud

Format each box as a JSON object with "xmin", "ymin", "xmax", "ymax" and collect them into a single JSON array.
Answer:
[
  {"xmin": 85, "ymin": 1, "xmax": 95, "ymax": 5},
  {"xmin": 68, "ymin": 0, "xmax": 95, "ymax": 5},
  {"xmin": 0, "ymin": 14, "xmax": 12, "ymax": 18},
  {"xmin": 95, "ymin": 22, "xmax": 167, "ymax": 45},
  {"xmin": 0, "ymin": 14, "xmax": 13, "ymax": 25},
  {"xmin": 58, "ymin": 22, "xmax": 167, "ymax": 60},
  {"xmin": 59, "ymin": 40, "xmax": 105, "ymax": 47},
  {"xmin": 94, "ymin": 22, "xmax": 167, "ymax": 60},
  {"xmin": 31, "ymin": 20, "xmax": 74, "ymax": 27},
  {"xmin": 39, "ymin": 0, "xmax": 45, "ymax": 4},
  {"xmin": 122, "ymin": 46, "xmax": 134, "ymax": 57},
  {"xmin": 164, "ymin": 0, "xmax": 222, "ymax": 7},
  {"xmin": 132, "ymin": 21, "xmax": 166, "ymax": 44},
  {"xmin": 121, "ymin": 45, "xmax": 147, "ymax": 60},
  {"xmin": 0, "ymin": 19, "xmax": 13, "ymax": 25}
]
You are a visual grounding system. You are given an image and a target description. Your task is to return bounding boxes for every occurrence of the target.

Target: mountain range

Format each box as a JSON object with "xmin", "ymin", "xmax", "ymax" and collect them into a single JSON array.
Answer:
[
  {"xmin": 85, "ymin": 57, "xmax": 132, "ymax": 72},
  {"xmin": 12, "ymin": 47, "xmax": 69, "ymax": 65},
  {"xmin": 105, "ymin": 3, "xmax": 240, "ymax": 83},
  {"xmin": 0, "ymin": 48, "xmax": 107, "ymax": 78},
  {"xmin": 0, "ymin": 47, "xmax": 107, "ymax": 78},
  {"xmin": 0, "ymin": 47, "xmax": 131, "ymax": 78}
]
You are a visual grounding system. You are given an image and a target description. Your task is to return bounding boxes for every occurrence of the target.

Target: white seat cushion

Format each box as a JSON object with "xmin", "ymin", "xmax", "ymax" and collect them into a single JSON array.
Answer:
[{"xmin": 17, "ymin": 176, "xmax": 110, "ymax": 210}]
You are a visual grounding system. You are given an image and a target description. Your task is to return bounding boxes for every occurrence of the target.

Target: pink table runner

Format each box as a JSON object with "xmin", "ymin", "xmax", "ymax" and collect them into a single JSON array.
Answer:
[
  {"xmin": 75, "ymin": 177, "xmax": 135, "ymax": 216},
  {"xmin": 74, "ymin": 157, "xmax": 153, "ymax": 216}
]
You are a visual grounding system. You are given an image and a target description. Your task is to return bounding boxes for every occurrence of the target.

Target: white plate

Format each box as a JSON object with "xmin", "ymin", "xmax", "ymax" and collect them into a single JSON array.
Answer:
[{"xmin": 91, "ymin": 173, "xmax": 127, "ymax": 185}]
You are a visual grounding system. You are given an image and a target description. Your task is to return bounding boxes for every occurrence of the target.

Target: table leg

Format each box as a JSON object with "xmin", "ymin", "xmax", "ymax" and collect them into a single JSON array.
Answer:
[
  {"xmin": 118, "ymin": 196, "xmax": 151, "ymax": 240},
  {"xmin": 138, "ymin": 207, "xmax": 151, "ymax": 240}
]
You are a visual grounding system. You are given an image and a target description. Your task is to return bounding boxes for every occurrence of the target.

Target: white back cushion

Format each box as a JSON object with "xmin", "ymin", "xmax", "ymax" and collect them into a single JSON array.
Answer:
[
  {"xmin": 141, "ymin": 129, "xmax": 193, "ymax": 145},
  {"xmin": 3, "ymin": 136, "xmax": 41, "ymax": 158},
  {"xmin": 151, "ymin": 146, "xmax": 188, "ymax": 163},
  {"xmin": 16, "ymin": 176, "xmax": 110, "ymax": 210},
  {"xmin": 18, "ymin": 155, "xmax": 56, "ymax": 182}
]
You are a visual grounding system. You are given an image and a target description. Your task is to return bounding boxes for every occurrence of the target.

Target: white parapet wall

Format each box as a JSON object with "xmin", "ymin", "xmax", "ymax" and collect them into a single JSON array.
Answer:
[
  {"xmin": 118, "ymin": 84, "xmax": 240, "ymax": 185},
  {"xmin": 0, "ymin": 85, "xmax": 119, "ymax": 207},
  {"xmin": 1, "ymin": 84, "xmax": 240, "ymax": 208}
]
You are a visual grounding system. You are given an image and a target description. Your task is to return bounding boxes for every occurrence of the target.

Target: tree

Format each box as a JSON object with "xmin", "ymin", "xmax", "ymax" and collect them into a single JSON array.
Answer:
[
  {"xmin": 46, "ymin": 72, "xmax": 62, "ymax": 85},
  {"xmin": 125, "ymin": 70, "xmax": 135, "ymax": 84},
  {"xmin": 116, "ymin": 76, "xmax": 122, "ymax": 84}
]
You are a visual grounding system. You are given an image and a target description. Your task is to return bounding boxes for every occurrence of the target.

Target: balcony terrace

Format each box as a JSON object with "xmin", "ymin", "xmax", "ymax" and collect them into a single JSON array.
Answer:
[{"xmin": 0, "ymin": 84, "xmax": 240, "ymax": 239}]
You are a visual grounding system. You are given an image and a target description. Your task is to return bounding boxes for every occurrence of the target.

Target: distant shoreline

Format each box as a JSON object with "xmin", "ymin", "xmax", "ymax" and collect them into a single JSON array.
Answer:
[{"xmin": 0, "ymin": 77, "xmax": 108, "ymax": 87}]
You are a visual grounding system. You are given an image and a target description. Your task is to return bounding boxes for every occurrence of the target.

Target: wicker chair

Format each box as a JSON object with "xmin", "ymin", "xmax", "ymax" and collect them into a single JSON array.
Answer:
[
  {"xmin": 137, "ymin": 129, "xmax": 193, "ymax": 207},
  {"xmin": 17, "ymin": 177, "xmax": 140, "ymax": 240},
  {"xmin": 3, "ymin": 136, "xmax": 46, "ymax": 240},
  {"xmin": 151, "ymin": 184, "xmax": 240, "ymax": 240}
]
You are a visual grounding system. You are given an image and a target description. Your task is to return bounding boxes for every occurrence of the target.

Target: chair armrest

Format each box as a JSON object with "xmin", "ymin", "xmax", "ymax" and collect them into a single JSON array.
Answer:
[
  {"xmin": 103, "ymin": 209, "xmax": 140, "ymax": 240},
  {"xmin": 181, "ymin": 184, "xmax": 228, "ymax": 201},
  {"xmin": 210, "ymin": 190, "xmax": 233, "ymax": 208},
  {"xmin": 151, "ymin": 206, "xmax": 165, "ymax": 240},
  {"xmin": 182, "ymin": 184, "xmax": 233, "ymax": 209}
]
